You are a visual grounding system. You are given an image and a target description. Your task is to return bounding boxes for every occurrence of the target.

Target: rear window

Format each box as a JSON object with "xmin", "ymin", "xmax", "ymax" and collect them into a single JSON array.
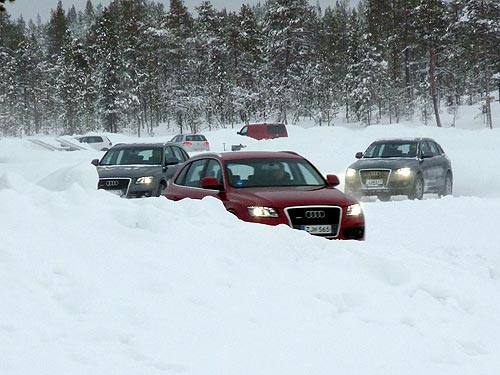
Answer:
[{"xmin": 186, "ymin": 135, "xmax": 207, "ymax": 142}]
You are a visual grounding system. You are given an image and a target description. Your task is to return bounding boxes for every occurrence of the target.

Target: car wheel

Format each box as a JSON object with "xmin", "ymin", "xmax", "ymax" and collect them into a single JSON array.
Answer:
[
  {"xmin": 438, "ymin": 172, "xmax": 453, "ymax": 197},
  {"xmin": 377, "ymin": 193, "xmax": 391, "ymax": 202},
  {"xmin": 156, "ymin": 182, "xmax": 167, "ymax": 197},
  {"xmin": 408, "ymin": 175, "xmax": 424, "ymax": 200}
]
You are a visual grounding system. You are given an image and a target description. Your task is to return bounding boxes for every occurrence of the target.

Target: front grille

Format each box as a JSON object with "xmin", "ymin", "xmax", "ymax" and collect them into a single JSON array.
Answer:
[
  {"xmin": 98, "ymin": 178, "xmax": 131, "ymax": 196},
  {"xmin": 359, "ymin": 169, "xmax": 391, "ymax": 187},
  {"xmin": 285, "ymin": 206, "xmax": 342, "ymax": 237}
]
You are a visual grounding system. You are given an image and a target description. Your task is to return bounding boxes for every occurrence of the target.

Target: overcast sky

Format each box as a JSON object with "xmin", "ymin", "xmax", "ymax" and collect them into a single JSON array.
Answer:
[{"xmin": 6, "ymin": 0, "xmax": 358, "ymax": 22}]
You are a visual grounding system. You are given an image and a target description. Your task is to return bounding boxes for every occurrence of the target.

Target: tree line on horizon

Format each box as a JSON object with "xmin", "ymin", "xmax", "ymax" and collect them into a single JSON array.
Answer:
[{"xmin": 0, "ymin": 0, "xmax": 499, "ymax": 137}]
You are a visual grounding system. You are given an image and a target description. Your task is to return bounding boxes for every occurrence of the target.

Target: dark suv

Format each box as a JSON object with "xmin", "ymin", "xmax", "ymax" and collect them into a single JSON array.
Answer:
[
  {"xmin": 91, "ymin": 142, "xmax": 189, "ymax": 198},
  {"xmin": 164, "ymin": 151, "xmax": 365, "ymax": 240},
  {"xmin": 345, "ymin": 137, "xmax": 453, "ymax": 201}
]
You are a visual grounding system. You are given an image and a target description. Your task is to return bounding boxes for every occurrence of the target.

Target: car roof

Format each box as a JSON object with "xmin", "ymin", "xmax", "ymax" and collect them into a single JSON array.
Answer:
[
  {"xmin": 372, "ymin": 137, "xmax": 434, "ymax": 143},
  {"xmin": 111, "ymin": 142, "xmax": 177, "ymax": 149},
  {"xmin": 190, "ymin": 150, "xmax": 302, "ymax": 161},
  {"xmin": 247, "ymin": 123, "xmax": 286, "ymax": 126}
]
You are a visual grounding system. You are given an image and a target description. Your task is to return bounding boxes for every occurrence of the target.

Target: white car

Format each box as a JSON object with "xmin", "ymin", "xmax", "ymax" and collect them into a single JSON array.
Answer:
[
  {"xmin": 170, "ymin": 134, "xmax": 210, "ymax": 152},
  {"xmin": 75, "ymin": 135, "xmax": 112, "ymax": 151}
]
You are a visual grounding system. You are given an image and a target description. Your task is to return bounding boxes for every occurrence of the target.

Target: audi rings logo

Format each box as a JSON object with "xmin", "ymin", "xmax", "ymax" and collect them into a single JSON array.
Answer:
[
  {"xmin": 105, "ymin": 180, "xmax": 120, "ymax": 187},
  {"xmin": 305, "ymin": 210, "xmax": 326, "ymax": 219}
]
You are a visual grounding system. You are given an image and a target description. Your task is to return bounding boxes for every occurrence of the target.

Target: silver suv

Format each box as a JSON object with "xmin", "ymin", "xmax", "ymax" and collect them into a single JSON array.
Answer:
[
  {"xmin": 91, "ymin": 142, "xmax": 189, "ymax": 198},
  {"xmin": 170, "ymin": 134, "xmax": 210, "ymax": 152}
]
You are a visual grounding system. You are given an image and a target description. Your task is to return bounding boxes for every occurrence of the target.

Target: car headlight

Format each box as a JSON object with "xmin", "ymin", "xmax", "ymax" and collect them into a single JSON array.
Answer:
[
  {"xmin": 395, "ymin": 167, "xmax": 412, "ymax": 177},
  {"xmin": 346, "ymin": 203, "xmax": 363, "ymax": 216},
  {"xmin": 345, "ymin": 168, "xmax": 357, "ymax": 178},
  {"xmin": 248, "ymin": 206, "xmax": 279, "ymax": 218},
  {"xmin": 135, "ymin": 176, "xmax": 154, "ymax": 184}
]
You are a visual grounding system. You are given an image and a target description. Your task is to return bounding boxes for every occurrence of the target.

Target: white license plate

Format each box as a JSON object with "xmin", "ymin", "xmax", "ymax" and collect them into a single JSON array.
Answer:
[
  {"xmin": 366, "ymin": 179, "xmax": 383, "ymax": 186},
  {"xmin": 301, "ymin": 225, "xmax": 332, "ymax": 234}
]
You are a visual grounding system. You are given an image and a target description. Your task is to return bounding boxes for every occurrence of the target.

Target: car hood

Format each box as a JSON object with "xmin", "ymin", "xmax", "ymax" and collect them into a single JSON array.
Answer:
[
  {"xmin": 229, "ymin": 186, "xmax": 357, "ymax": 208},
  {"xmin": 96, "ymin": 165, "xmax": 162, "ymax": 178},
  {"xmin": 349, "ymin": 158, "xmax": 419, "ymax": 170}
]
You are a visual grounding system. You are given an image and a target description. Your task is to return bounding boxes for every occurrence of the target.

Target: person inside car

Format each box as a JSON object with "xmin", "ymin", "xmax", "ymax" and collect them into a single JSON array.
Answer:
[{"xmin": 269, "ymin": 163, "xmax": 291, "ymax": 185}]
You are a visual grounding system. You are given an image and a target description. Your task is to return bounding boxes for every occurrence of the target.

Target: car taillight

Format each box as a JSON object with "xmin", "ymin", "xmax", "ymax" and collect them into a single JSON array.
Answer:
[
  {"xmin": 203, "ymin": 141, "xmax": 209, "ymax": 146},
  {"xmin": 183, "ymin": 141, "xmax": 193, "ymax": 146}
]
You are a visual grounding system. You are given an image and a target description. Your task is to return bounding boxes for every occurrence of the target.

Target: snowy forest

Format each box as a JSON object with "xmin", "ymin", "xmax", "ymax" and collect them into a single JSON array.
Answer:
[{"xmin": 0, "ymin": 0, "xmax": 499, "ymax": 137}]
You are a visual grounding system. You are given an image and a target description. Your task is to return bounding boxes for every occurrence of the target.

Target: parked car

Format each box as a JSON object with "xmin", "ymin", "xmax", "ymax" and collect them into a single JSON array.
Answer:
[
  {"xmin": 164, "ymin": 151, "xmax": 365, "ymax": 240},
  {"xmin": 345, "ymin": 137, "xmax": 453, "ymax": 201},
  {"xmin": 170, "ymin": 134, "xmax": 210, "ymax": 152},
  {"xmin": 237, "ymin": 123, "xmax": 288, "ymax": 140},
  {"xmin": 91, "ymin": 142, "xmax": 189, "ymax": 198},
  {"xmin": 75, "ymin": 135, "xmax": 112, "ymax": 151}
]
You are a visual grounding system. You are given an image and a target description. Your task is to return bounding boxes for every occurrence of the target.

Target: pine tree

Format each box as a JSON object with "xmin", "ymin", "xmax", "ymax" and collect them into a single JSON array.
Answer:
[
  {"xmin": 226, "ymin": 4, "xmax": 263, "ymax": 124},
  {"xmin": 46, "ymin": 0, "xmax": 69, "ymax": 60},
  {"xmin": 411, "ymin": 0, "xmax": 450, "ymax": 127},
  {"xmin": 262, "ymin": 0, "xmax": 317, "ymax": 123}
]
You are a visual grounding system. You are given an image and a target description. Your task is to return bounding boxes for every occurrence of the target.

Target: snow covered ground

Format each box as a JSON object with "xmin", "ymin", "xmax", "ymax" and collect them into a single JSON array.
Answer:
[{"xmin": 1, "ymin": 101, "xmax": 500, "ymax": 375}]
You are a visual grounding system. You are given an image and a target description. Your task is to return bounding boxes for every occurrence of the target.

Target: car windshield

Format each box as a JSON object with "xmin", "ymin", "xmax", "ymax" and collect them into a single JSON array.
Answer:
[
  {"xmin": 363, "ymin": 141, "xmax": 417, "ymax": 158},
  {"xmin": 100, "ymin": 146, "xmax": 162, "ymax": 165},
  {"xmin": 226, "ymin": 158, "xmax": 326, "ymax": 188}
]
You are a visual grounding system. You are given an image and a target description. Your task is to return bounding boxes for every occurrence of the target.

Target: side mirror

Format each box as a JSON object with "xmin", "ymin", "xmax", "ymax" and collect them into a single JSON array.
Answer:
[
  {"xmin": 91, "ymin": 159, "xmax": 99, "ymax": 166},
  {"xmin": 165, "ymin": 157, "xmax": 180, "ymax": 166},
  {"xmin": 355, "ymin": 152, "xmax": 363, "ymax": 159},
  {"xmin": 237, "ymin": 131, "xmax": 242, "ymax": 135},
  {"xmin": 201, "ymin": 177, "xmax": 222, "ymax": 190},
  {"xmin": 326, "ymin": 174, "xmax": 340, "ymax": 187}
]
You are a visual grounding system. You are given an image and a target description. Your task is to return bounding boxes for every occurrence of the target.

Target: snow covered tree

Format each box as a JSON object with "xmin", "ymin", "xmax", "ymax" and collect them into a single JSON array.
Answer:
[
  {"xmin": 46, "ymin": 0, "xmax": 68, "ymax": 60},
  {"xmin": 452, "ymin": 0, "xmax": 500, "ymax": 101},
  {"xmin": 262, "ymin": 0, "xmax": 318, "ymax": 123},
  {"xmin": 411, "ymin": 0, "xmax": 450, "ymax": 127},
  {"xmin": 225, "ymin": 4, "xmax": 264, "ymax": 124}
]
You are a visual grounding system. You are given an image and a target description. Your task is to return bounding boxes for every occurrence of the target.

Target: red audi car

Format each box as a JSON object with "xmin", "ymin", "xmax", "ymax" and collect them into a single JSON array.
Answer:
[{"xmin": 164, "ymin": 151, "xmax": 365, "ymax": 240}]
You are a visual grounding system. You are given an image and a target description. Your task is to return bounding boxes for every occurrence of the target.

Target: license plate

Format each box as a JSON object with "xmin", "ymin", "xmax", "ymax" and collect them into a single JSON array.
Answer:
[
  {"xmin": 301, "ymin": 225, "xmax": 332, "ymax": 234},
  {"xmin": 366, "ymin": 179, "xmax": 383, "ymax": 186}
]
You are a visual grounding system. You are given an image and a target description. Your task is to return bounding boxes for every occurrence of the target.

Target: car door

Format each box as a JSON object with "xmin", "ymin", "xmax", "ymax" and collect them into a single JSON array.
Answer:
[
  {"xmin": 168, "ymin": 158, "xmax": 225, "ymax": 201},
  {"xmin": 427, "ymin": 140, "xmax": 448, "ymax": 188},
  {"xmin": 419, "ymin": 140, "xmax": 441, "ymax": 189}
]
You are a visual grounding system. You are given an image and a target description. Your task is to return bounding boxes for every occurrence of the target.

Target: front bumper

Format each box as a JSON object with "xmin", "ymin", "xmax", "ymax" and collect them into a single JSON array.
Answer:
[{"xmin": 345, "ymin": 169, "xmax": 416, "ymax": 197}]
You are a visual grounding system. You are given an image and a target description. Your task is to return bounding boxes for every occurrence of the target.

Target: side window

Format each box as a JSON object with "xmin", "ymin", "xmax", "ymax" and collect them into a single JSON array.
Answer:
[
  {"xmin": 420, "ymin": 141, "xmax": 430, "ymax": 157},
  {"xmin": 205, "ymin": 159, "xmax": 223, "ymax": 183},
  {"xmin": 174, "ymin": 163, "xmax": 190, "ymax": 185},
  {"xmin": 164, "ymin": 146, "xmax": 175, "ymax": 161},
  {"xmin": 184, "ymin": 159, "xmax": 207, "ymax": 188},
  {"xmin": 171, "ymin": 146, "xmax": 188, "ymax": 162},
  {"xmin": 429, "ymin": 141, "xmax": 442, "ymax": 155},
  {"xmin": 268, "ymin": 124, "xmax": 286, "ymax": 134},
  {"xmin": 239, "ymin": 126, "xmax": 248, "ymax": 136},
  {"xmin": 421, "ymin": 141, "xmax": 437, "ymax": 157}
]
